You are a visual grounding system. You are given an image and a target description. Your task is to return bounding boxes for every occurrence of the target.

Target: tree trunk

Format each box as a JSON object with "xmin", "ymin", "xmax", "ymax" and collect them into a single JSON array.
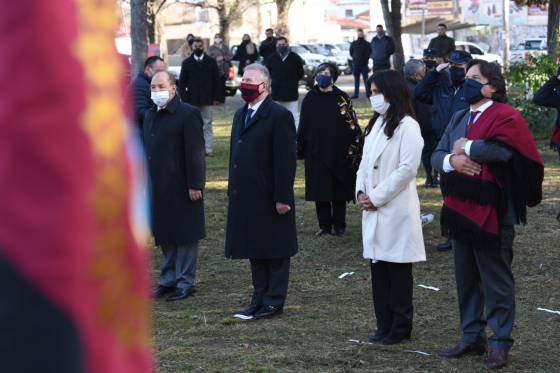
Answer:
[
  {"xmin": 380, "ymin": 0, "xmax": 405, "ymax": 72},
  {"xmin": 547, "ymin": 0, "xmax": 560, "ymax": 61},
  {"xmin": 147, "ymin": 10, "xmax": 157, "ymax": 44},
  {"xmin": 131, "ymin": 0, "xmax": 148, "ymax": 78},
  {"xmin": 276, "ymin": 0, "xmax": 293, "ymax": 39}
]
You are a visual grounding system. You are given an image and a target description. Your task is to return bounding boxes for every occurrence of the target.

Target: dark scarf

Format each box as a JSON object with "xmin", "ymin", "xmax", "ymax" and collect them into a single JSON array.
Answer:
[{"xmin": 440, "ymin": 102, "xmax": 544, "ymax": 246}]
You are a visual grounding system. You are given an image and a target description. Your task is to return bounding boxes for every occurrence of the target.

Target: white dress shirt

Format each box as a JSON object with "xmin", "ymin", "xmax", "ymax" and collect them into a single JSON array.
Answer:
[{"xmin": 443, "ymin": 100, "xmax": 494, "ymax": 173}]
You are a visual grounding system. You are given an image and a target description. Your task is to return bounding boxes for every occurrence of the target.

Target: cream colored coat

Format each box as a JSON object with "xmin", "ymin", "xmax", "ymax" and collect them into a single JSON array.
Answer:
[{"xmin": 356, "ymin": 115, "xmax": 426, "ymax": 263}]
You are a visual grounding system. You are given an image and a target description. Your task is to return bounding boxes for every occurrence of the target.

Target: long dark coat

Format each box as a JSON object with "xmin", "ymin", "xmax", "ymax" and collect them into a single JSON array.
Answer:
[
  {"xmin": 178, "ymin": 54, "xmax": 220, "ymax": 106},
  {"xmin": 225, "ymin": 97, "xmax": 298, "ymax": 259},
  {"xmin": 297, "ymin": 86, "xmax": 361, "ymax": 202},
  {"xmin": 143, "ymin": 96, "xmax": 206, "ymax": 246}
]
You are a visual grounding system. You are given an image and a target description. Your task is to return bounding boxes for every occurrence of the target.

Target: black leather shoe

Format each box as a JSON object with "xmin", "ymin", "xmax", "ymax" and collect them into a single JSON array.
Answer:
[
  {"xmin": 381, "ymin": 332, "xmax": 411, "ymax": 345},
  {"xmin": 254, "ymin": 305, "xmax": 283, "ymax": 319},
  {"xmin": 153, "ymin": 285, "xmax": 174, "ymax": 298},
  {"xmin": 437, "ymin": 239, "xmax": 453, "ymax": 252},
  {"xmin": 315, "ymin": 228, "xmax": 331, "ymax": 237},
  {"xmin": 439, "ymin": 341, "xmax": 487, "ymax": 358},
  {"xmin": 368, "ymin": 330, "xmax": 388, "ymax": 343},
  {"xmin": 485, "ymin": 349, "xmax": 509, "ymax": 370},
  {"xmin": 166, "ymin": 287, "xmax": 195, "ymax": 302},
  {"xmin": 334, "ymin": 228, "xmax": 346, "ymax": 237},
  {"xmin": 234, "ymin": 303, "xmax": 262, "ymax": 318}
]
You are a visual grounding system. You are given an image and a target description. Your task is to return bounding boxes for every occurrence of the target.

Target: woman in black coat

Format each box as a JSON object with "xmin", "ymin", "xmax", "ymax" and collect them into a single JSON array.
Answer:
[
  {"xmin": 233, "ymin": 34, "xmax": 259, "ymax": 76},
  {"xmin": 297, "ymin": 63, "xmax": 362, "ymax": 236}
]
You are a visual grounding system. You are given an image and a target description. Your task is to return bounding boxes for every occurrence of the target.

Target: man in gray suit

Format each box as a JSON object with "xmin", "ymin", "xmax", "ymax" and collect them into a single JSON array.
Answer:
[{"xmin": 431, "ymin": 60, "xmax": 543, "ymax": 370}]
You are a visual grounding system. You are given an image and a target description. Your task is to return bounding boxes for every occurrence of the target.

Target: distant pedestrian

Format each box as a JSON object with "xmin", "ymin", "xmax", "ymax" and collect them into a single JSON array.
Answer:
[
  {"xmin": 179, "ymin": 38, "xmax": 221, "ymax": 156},
  {"xmin": 131, "ymin": 56, "xmax": 165, "ymax": 134},
  {"xmin": 233, "ymin": 34, "xmax": 259, "ymax": 76},
  {"xmin": 208, "ymin": 33, "xmax": 232, "ymax": 103},
  {"xmin": 264, "ymin": 36, "xmax": 304, "ymax": 127},
  {"xmin": 259, "ymin": 28, "xmax": 278, "ymax": 59},
  {"xmin": 349, "ymin": 28, "xmax": 371, "ymax": 99},
  {"xmin": 226, "ymin": 64, "xmax": 298, "ymax": 321},
  {"xmin": 297, "ymin": 63, "xmax": 362, "ymax": 237},
  {"xmin": 145, "ymin": 71, "xmax": 206, "ymax": 302},
  {"xmin": 179, "ymin": 33, "xmax": 195, "ymax": 60},
  {"xmin": 428, "ymin": 24, "xmax": 456, "ymax": 60},
  {"xmin": 357, "ymin": 70, "xmax": 425, "ymax": 346},
  {"xmin": 404, "ymin": 59, "xmax": 436, "ymax": 188},
  {"xmin": 370, "ymin": 25, "xmax": 395, "ymax": 71},
  {"xmin": 432, "ymin": 60, "xmax": 543, "ymax": 370},
  {"xmin": 532, "ymin": 63, "xmax": 560, "ymax": 159},
  {"xmin": 414, "ymin": 50, "xmax": 472, "ymax": 252}
]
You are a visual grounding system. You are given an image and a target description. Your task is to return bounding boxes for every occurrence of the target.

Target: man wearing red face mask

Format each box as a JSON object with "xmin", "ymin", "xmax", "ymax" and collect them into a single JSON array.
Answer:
[{"xmin": 225, "ymin": 63, "xmax": 298, "ymax": 321}]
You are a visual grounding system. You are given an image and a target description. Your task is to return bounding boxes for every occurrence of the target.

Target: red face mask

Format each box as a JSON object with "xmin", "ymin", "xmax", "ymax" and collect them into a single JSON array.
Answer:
[{"xmin": 240, "ymin": 82, "xmax": 263, "ymax": 103}]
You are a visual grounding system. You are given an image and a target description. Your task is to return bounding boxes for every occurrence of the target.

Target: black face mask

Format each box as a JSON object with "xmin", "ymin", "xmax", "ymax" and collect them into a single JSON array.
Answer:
[
  {"xmin": 449, "ymin": 66, "xmax": 466, "ymax": 85},
  {"xmin": 194, "ymin": 49, "xmax": 204, "ymax": 57},
  {"xmin": 187, "ymin": 39, "xmax": 194, "ymax": 46},
  {"xmin": 424, "ymin": 60, "xmax": 437, "ymax": 69}
]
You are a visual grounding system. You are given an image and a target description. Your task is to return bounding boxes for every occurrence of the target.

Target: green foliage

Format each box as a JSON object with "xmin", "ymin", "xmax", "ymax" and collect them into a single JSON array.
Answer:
[{"xmin": 506, "ymin": 55, "xmax": 558, "ymax": 138}]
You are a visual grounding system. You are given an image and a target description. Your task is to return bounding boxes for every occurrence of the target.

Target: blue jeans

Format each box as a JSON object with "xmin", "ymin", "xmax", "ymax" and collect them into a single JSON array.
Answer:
[{"xmin": 352, "ymin": 64, "xmax": 369, "ymax": 97}]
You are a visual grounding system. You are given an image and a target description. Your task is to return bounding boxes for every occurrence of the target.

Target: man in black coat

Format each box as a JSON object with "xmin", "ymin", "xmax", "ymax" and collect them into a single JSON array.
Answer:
[
  {"xmin": 131, "ymin": 56, "xmax": 165, "ymax": 134},
  {"xmin": 226, "ymin": 63, "xmax": 298, "ymax": 320},
  {"xmin": 259, "ymin": 28, "xmax": 278, "ymax": 59},
  {"xmin": 349, "ymin": 28, "xmax": 371, "ymax": 99},
  {"xmin": 144, "ymin": 71, "xmax": 206, "ymax": 302},
  {"xmin": 179, "ymin": 38, "xmax": 221, "ymax": 156},
  {"xmin": 264, "ymin": 36, "xmax": 304, "ymax": 127},
  {"xmin": 370, "ymin": 25, "xmax": 395, "ymax": 71}
]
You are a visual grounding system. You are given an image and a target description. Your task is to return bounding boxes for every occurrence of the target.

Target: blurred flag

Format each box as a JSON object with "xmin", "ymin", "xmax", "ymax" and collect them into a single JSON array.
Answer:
[{"xmin": 0, "ymin": 1, "xmax": 152, "ymax": 372}]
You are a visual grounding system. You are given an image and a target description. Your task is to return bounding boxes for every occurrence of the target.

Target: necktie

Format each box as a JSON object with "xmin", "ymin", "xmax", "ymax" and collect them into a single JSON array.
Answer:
[
  {"xmin": 468, "ymin": 111, "xmax": 480, "ymax": 128},
  {"xmin": 244, "ymin": 108, "xmax": 254, "ymax": 129}
]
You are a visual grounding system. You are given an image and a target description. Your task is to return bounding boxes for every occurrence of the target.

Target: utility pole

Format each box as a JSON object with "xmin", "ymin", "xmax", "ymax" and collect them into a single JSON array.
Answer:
[{"xmin": 503, "ymin": 0, "xmax": 510, "ymax": 68}]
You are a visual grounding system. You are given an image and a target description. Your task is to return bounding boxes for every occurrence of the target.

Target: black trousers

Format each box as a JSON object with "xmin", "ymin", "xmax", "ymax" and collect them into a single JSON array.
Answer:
[
  {"xmin": 315, "ymin": 201, "xmax": 346, "ymax": 231},
  {"xmin": 453, "ymin": 226, "xmax": 515, "ymax": 350},
  {"xmin": 421, "ymin": 132, "xmax": 437, "ymax": 181},
  {"xmin": 249, "ymin": 258, "xmax": 291, "ymax": 307},
  {"xmin": 370, "ymin": 261, "xmax": 413, "ymax": 337}
]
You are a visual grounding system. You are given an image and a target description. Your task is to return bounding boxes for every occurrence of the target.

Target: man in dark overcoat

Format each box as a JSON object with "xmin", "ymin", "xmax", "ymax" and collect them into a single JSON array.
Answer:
[
  {"xmin": 144, "ymin": 71, "xmax": 206, "ymax": 302},
  {"xmin": 179, "ymin": 38, "xmax": 221, "ymax": 155},
  {"xmin": 225, "ymin": 63, "xmax": 298, "ymax": 320}
]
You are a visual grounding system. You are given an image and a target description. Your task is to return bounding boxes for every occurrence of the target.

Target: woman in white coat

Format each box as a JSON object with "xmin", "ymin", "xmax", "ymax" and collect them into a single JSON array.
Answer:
[{"xmin": 356, "ymin": 70, "xmax": 426, "ymax": 345}]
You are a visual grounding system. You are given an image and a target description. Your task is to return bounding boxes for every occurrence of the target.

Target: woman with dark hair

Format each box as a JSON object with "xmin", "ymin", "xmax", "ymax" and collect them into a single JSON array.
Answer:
[
  {"xmin": 432, "ymin": 59, "xmax": 543, "ymax": 369},
  {"xmin": 355, "ymin": 70, "xmax": 425, "ymax": 345},
  {"xmin": 297, "ymin": 63, "xmax": 362, "ymax": 236},
  {"xmin": 233, "ymin": 34, "xmax": 259, "ymax": 76},
  {"xmin": 533, "ymin": 62, "xmax": 560, "ymax": 159}
]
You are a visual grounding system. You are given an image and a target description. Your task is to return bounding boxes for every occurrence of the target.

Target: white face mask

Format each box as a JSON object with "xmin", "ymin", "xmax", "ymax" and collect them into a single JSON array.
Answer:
[
  {"xmin": 151, "ymin": 90, "xmax": 170, "ymax": 107},
  {"xmin": 370, "ymin": 93, "xmax": 390, "ymax": 115}
]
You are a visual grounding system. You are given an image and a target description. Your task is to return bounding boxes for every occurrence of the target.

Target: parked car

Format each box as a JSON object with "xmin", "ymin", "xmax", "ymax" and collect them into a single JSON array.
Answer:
[
  {"xmin": 167, "ymin": 54, "xmax": 241, "ymax": 97},
  {"xmin": 291, "ymin": 44, "xmax": 330, "ymax": 88},
  {"xmin": 303, "ymin": 43, "xmax": 350, "ymax": 74},
  {"xmin": 455, "ymin": 41, "xmax": 504, "ymax": 66},
  {"xmin": 510, "ymin": 38, "xmax": 547, "ymax": 64}
]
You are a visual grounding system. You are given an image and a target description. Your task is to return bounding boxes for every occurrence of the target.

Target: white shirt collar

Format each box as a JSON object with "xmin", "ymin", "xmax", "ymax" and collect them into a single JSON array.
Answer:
[
  {"xmin": 248, "ymin": 97, "xmax": 265, "ymax": 116},
  {"xmin": 471, "ymin": 99, "xmax": 493, "ymax": 114},
  {"xmin": 194, "ymin": 54, "xmax": 204, "ymax": 62}
]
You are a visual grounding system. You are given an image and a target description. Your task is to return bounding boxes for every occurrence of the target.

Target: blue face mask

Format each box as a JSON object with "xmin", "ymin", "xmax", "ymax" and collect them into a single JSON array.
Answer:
[
  {"xmin": 463, "ymin": 79, "xmax": 487, "ymax": 104},
  {"xmin": 449, "ymin": 66, "xmax": 466, "ymax": 85},
  {"xmin": 315, "ymin": 74, "xmax": 332, "ymax": 88},
  {"xmin": 277, "ymin": 46, "xmax": 289, "ymax": 56}
]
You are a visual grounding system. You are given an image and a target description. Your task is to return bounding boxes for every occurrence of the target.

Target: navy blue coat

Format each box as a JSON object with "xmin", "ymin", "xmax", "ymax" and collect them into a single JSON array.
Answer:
[
  {"xmin": 370, "ymin": 35, "xmax": 395, "ymax": 64},
  {"xmin": 414, "ymin": 70, "xmax": 469, "ymax": 139},
  {"xmin": 131, "ymin": 72, "xmax": 153, "ymax": 130},
  {"xmin": 225, "ymin": 96, "xmax": 298, "ymax": 259}
]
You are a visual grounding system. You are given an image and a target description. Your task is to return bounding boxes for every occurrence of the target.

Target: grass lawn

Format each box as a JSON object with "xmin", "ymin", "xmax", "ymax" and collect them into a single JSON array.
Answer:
[{"xmin": 152, "ymin": 96, "xmax": 560, "ymax": 372}]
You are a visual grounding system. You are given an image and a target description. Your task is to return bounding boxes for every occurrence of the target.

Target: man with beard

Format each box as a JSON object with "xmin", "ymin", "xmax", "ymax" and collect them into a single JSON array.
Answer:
[{"xmin": 414, "ymin": 50, "xmax": 472, "ymax": 251}]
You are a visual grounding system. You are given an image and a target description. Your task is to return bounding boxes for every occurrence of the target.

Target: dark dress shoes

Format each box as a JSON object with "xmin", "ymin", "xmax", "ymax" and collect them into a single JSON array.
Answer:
[
  {"xmin": 234, "ymin": 303, "xmax": 262, "ymax": 318},
  {"xmin": 153, "ymin": 285, "xmax": 174, "ymax": 298},
  {"xmin": 485, "ymin": 349, "xmax": 508, "ymax": 370},
  {"xmin": 334, "ymin": 228, "xmax": 346, "ymax": 237},
  {"xmin": 439, "ymin": 341, "xmax": 487, "ymax": 358},
  {"xmin": 368, "ymin": 330, "xmax": 387, "ymax": 343},
  {"xmin": 381, "ymin": 332, "xmax": 411, "ymax": 345},
  {"xmin": 166, "ymin": 287, "xmax": 196, "ymax": 302},
  {"xmin": 436, "ymin": 239, "xmax": 453, "ymax": 252},
  {"xmin": 254, "ymin": 305, "xmax": 283, "ymax": 319},
  {"xmin": 315, "ymin": 228, "xmax": 331, "ymax": 237}
]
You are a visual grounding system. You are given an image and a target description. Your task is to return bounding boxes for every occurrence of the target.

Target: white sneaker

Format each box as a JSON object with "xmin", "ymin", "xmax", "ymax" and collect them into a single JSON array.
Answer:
[{"xmin": 421, "ymin": 213, "xmax": 434, "ymax": 226}]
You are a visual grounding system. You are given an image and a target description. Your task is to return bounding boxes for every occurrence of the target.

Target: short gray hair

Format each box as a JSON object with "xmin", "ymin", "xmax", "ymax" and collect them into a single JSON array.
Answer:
[
  {"xmin": 152, "ymin": 70, "xmax": 176, "ymax": 86},
  {"xmin": 244, "ymin": 63, "xmax": 272, "ymax": 88},
  {"xmin": 404, "ymin": 59, "xmax": 425, "ymax": 78}
]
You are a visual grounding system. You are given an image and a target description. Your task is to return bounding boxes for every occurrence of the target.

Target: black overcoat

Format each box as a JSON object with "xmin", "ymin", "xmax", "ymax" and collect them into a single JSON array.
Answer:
[
  {"xmin": 225, "ymin": 97, "xmax": 298, "ymax": 259},
  {"xmin": 143, "ymin": 96, "xmax": 206, "ymax": 246},
  {"xmin": 297, "ymin": 86, "xmax": 361, "ymax": 202},
  {"xmin": 178, "ymin": 54, "xmax": 220, "ymax": 106}
]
